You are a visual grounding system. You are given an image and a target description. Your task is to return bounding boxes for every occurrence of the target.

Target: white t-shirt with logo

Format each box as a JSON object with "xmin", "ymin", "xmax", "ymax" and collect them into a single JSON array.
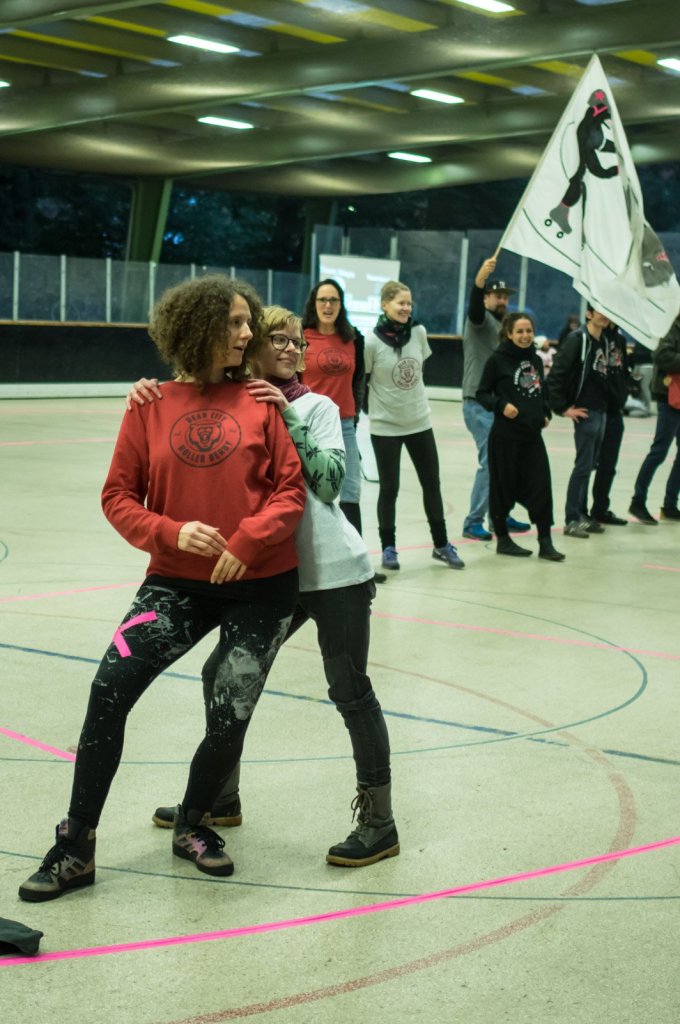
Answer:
[
  {"xmin": 364, "ymin": 324, "xmax": 432, "ymax": 436},
  {"xmin": 286, "ymin": 391, "xmax": 374, "ymax": 592}
]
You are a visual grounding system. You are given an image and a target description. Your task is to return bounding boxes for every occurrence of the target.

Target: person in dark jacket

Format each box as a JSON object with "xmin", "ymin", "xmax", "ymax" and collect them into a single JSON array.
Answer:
[
  {"xmin": 590, "ymin": 323, "xmax": 631, "ymax": 525},
  {"xmin": 476, "ymin": 312, "xmax": 564, "ymax": 561},
  {"xmin": 629, "ymin": 313, "xmax": 680, "ymax": 525},
  {"xmin": 548, "ymin": 305, "xmax": 609, "ymax": 538}
]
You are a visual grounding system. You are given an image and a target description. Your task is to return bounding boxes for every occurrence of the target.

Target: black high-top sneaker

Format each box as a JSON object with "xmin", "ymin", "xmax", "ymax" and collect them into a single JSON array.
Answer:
[
  {"xmin": 19, "ymin": 817, "xmax": 96, "ymax": 902},
  {"xmin": 172, "ymin": 806, "xmax": 234, "ymax": 876},
  {"xmin": 152, "ymin": 796, "xmax": 242, "ymax": 829}
]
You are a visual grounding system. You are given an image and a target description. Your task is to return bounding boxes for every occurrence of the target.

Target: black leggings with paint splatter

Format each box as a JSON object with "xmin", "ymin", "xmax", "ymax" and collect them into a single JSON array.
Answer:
[{"xmin": 68, "ymin": 577, "xmax": 296, "ymax": 828}]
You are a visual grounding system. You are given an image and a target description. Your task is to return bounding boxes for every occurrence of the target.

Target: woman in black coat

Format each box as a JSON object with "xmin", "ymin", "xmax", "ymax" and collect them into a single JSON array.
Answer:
[{"xmin": 476, "ymin": 312, "xmax": 564, "ymax": 561}]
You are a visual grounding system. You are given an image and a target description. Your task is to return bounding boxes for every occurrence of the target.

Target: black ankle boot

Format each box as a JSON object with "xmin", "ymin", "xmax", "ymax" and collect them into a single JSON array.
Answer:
[
  {"xmin": 538, "ymin": 539, "xmax": 566, "ymax": 562},
  {"xmin": 326, "ymin": 784, "xmax": 400, "ymax": 867},
  {"xmin": 496, "ymin": 536, "xmax": 532, "ymax": 557}
]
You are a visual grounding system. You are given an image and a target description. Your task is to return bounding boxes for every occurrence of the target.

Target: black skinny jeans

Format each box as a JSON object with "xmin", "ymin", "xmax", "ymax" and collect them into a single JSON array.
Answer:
[
  {"xmin": 202, "ymin": 579, "xmax": 391, "ymax": 788},
  {"xmin": 68, "ymin": 579, "xmax": 296, "ymax": 827},
  {"xmin": 370, "ymin": 428, "xmax": 448, "ymax": 549},
  {"xmin": 591, "ymin": 411, "xmax": 625, "ymax": 518}
]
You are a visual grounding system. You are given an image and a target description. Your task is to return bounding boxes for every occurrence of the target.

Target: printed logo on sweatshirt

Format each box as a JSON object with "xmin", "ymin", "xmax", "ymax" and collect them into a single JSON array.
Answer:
[
  {"xmin": 514, "ymin": 362, "xmax": 542, "ymax": 396},
  {"xmin": 317, "ymin": 346, "xmax": 352, "ymax": 376},
  {"xmin": 593, "ymin": 345, "xmax": 607, "ymax": 377},
  {"xmin": 392, "ymin": 357, "xmax": 421, "ymax": 390},
  {"xmin": 170, "ymin": 409, "xmax": 241, "ymax": 467}
]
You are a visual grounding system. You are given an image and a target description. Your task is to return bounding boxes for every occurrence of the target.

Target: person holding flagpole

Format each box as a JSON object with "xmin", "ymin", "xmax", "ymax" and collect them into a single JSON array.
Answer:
[{"xmin": 461, "ymin": 255, "xmax": 530, "ymax": 542}]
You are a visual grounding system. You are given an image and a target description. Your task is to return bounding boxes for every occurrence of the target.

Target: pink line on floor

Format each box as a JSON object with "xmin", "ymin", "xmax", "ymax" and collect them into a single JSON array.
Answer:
[
  {"xmin": 0, "ymin": 727, "xmax": 74, "ymax": 761},
  {"xmin": 3, "ymin": 834, "xmax": 679, "ymax": 967},
  {"xmin": 643, "ymin": 563, "xmax": 680, "ymax": 573},
  {"xmin": 0, "ymin": 582, "xmax": 138, "ymax": 604},
  {"xmin": 372, "ymin": 611, "xmax": 680, "ymax": 661},
  {"xmin": 0, "ymin": 437, "xmax": 115, "ymax": 447}
]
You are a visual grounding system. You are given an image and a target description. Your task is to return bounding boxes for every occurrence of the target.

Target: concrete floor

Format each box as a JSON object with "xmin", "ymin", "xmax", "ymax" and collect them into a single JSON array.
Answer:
[{"xmin": 1, "ymin": 396, "xmax": 679, "ymax": 1023}]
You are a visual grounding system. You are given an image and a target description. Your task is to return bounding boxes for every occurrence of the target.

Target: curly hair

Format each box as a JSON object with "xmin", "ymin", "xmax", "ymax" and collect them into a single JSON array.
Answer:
[
  {"xmin": 246, "ymin": 305, "xmax": 303, "ymax": 375},
  {"xmin": 302, "ymin": 278, "xmax": 355, "ymax": 342},
  {"xmin": 148, "ymin": 275, "xmax": 263, "ymax": 386},
  {"xmin": 498, "ymin": 311, "xmax": 535, "ymax": 342}
]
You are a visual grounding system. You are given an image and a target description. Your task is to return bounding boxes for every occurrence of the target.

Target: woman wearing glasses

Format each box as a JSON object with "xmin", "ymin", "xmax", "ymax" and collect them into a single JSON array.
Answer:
[
  {"xmin": 365, "ymin": 280, "xmax": 465, "ymax": 572},
  {"xmin": 144, "ymin": 306, "xmax": 399, "ymax": 867},
  {"xmin": 300, "ymin": 280, "xmax": 386, "ymax": 577}
]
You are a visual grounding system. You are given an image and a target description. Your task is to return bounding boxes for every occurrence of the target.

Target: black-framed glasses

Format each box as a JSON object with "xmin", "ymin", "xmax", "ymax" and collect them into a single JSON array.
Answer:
[
  {"xmin": 269, "ymin": 333, "xmax": 308, "ymax": 353},
  {"xmin": 316, "ymin": 297, "xmax": 340, "ymax": 306}
]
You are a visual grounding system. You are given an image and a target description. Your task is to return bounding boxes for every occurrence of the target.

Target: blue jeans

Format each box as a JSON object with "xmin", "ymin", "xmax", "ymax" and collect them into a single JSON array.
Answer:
[
  {"xmin": 462, "ymin": 399, "xmax": 493, "ymax": 529},
  {"xmin": 340, "ymin": 417, "xmax": 361, "ymax": 504},
  {"xmin": 565, "ymin": 410, "xmax": 606, "ymax": 523},
  {"xmin": 633, "ymin": 399, "xmax": 680, "ymax": 508}
]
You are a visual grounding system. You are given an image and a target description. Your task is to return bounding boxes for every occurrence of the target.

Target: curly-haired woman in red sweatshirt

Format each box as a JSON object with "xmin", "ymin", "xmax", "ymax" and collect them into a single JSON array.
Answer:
[{"xmin": 19, "ymin": 275, "xmax": 305, "ymax": 903}]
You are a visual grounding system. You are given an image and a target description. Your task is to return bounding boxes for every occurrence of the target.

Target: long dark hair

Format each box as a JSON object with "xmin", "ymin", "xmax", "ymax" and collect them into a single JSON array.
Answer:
[
  {"xmin": 301, "ymin": 278, "xmax": 355, "ymax": 343},
  {"xmin": 499, "ymin": 311, "xmax": 535, "ymax": 342}
]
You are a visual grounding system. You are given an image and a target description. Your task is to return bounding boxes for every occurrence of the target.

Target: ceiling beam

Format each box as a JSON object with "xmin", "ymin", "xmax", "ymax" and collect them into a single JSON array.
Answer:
[{"xmin": 0, "ymin": 0, "xmax": 674, "ymax": 137}]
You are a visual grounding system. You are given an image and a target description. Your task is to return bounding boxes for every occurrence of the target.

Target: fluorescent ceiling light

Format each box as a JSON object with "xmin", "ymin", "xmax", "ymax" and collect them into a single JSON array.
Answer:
[
  {"xmin": 168, "ymin": 34, "xmax": 239, "ymax": 54},
  {"xmin": 411, "ymin": 88, "xmax": 464, "ymax": 104},
  {"xmin": 388, "ymin": 151, "xmax": 432, "ymax": 164},
  {"xmin": 658, "ymin": 58, "xmax": 680, "ymax": 73},
  {"xmin": 455, "ymin": 0, "xmax": 514, "ymax": 11},
  {"xmin": 0, "ymin": 80, "xmax": 10, "ymax": 88},
  {"xmin": 198, "ymin": 116, "xmax": 254, "ymax": 130}
]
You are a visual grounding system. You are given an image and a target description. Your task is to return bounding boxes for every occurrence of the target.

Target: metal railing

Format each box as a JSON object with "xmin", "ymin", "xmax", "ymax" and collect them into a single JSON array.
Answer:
[{"xmin": 2, "ymin": 227, "xmax": 679, "ymax": 340}]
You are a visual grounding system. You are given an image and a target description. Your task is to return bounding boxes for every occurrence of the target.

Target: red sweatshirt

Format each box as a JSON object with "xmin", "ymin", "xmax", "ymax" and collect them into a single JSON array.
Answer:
[
  {"xmin": 101, "ymin": 380, "xmax": 305, "ymax": 581},
  {"xmin": 302, "ymin": 328, "xmax": 355, "ymax": 418}
]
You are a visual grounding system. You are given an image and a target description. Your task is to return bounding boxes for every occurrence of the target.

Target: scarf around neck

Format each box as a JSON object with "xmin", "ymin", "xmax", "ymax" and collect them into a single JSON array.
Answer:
[
  {"xmin": 374, "ymin": 313, "xmax": 417, "ymax": 355},
  {"xmin": 268, "ymin": 373, "xmax": 310, "ymax": 403}
]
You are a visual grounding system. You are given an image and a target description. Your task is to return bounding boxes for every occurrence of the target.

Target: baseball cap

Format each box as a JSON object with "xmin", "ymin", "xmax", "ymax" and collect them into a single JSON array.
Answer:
[{"xmin": 485, "ymin": 280, "xmax": 516, "ymax": 295}]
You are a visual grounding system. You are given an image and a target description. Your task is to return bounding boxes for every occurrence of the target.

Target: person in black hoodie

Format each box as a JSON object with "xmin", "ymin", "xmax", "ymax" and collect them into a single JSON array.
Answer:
[
  {"xmin": 476, "ymin": 313, "xmax": 564, "ymax": 561},
  {"xmin": 548, "ymin": 305, "xmax": 609, "ymax": 538},
  {"xmin": 589, "ymin": 322, "xmax": 630, "ymax": 525}
]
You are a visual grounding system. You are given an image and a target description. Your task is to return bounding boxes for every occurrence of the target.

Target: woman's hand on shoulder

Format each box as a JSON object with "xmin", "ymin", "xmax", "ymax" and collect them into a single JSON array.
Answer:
[
  {"xmin": 211, "ymin": 549, "xmax": 248, "ymax": 584},
  {"xmin": 246, "ymin": 379, "xmax": 289, "ymax": 410},
  {"xmin": 177, "ymin": 521, "xmax": 227, "ymax": 558},
  {"xmin": 125, "ymin": 378, "xmax": 162, "ymax": 412}
]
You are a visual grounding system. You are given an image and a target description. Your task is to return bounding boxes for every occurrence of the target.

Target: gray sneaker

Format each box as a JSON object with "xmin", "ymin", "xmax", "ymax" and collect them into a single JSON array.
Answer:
[{"xmin": 564, "ymin": 520, "xmax": 590, "ymax": 538}]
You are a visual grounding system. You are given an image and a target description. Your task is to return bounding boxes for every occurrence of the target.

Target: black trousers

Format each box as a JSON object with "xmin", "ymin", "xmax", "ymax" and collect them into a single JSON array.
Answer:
[
  {"xmin": 591, "ymin": 411, "xmax": 624, "ymax": 518},
  {"xmin": 68, "ymin": 578, "xmax": 296, "ymax": 827},
  {"xmin": 370, "ymin": 428, "xmax": 447, "ymax": 549},
  {"xmin": 202, "ymin": 579, "xmax": 391, "ymax": 788},
  {"xmin": 488, "ymin": 427, "xmax": 553, "ymax": 537}
]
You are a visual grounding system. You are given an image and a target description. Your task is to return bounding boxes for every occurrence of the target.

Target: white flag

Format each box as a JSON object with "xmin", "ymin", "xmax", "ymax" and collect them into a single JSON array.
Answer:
[{"xmin": 500, "ymin": 54, "xmax": 680, "ymax": 347}]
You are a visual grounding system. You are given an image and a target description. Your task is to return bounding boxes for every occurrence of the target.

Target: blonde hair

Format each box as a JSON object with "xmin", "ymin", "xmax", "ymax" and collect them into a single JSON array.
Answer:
[
  {"xmin": 246, "ymin": 305, "xmax": 304, "ymax": 376},
  {"xmin": 380, "ymin": 280, "xmax": 410, "ymax": 305}
]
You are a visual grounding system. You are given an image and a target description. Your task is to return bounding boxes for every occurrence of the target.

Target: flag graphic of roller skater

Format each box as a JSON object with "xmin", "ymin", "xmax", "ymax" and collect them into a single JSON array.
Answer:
[{"xmin": 499, "ymin": 54, "xmax": 680, "ymax": 347}]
